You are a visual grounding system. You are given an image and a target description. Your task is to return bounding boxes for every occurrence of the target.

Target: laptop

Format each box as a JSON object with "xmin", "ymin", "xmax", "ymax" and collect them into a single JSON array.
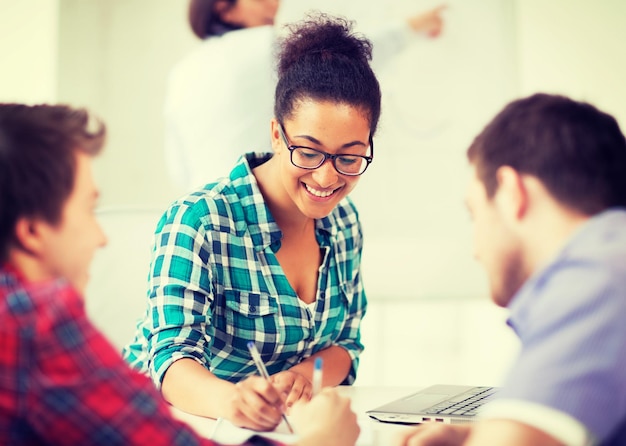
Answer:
[{"xmin": 366, "ymin": 384, "xmax": 498, "ymax": 425}]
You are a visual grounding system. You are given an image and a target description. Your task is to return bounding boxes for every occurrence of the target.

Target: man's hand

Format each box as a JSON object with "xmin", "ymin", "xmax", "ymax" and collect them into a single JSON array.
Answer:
[{"xmin": 291, "ymin": 388, "xmax": 360, "ymax": 446}]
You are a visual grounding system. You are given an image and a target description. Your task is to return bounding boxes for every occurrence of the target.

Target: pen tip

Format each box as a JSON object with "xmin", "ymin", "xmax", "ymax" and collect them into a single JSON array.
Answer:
[{"xmin": 314, "ymin": 357, "xmax": 323, "ymax": 368}]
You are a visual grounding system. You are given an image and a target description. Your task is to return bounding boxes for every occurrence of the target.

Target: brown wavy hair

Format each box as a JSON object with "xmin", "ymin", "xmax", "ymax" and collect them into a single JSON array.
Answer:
[
  {"xmin": 467, "ymin": 93, "xmax": 626, "ymax": 214},
  {"xmin": 188, "ymin": 0, "xmax": 241, "ymax": 38},
  {"xmin": 0, "ymin": 103, "xmax": 105, "ymax": 261}
]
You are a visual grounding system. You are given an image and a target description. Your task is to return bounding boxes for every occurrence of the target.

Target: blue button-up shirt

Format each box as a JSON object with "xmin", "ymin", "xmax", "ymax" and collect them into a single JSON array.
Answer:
[{"xmin": 491, "ymin": 209, "xmax": 626, "ymax": 445}]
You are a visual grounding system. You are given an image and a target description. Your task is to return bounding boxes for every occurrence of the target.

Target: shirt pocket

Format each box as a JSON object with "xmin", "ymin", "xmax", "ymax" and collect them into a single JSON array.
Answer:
[{"xmin": 220, "ymin": 289, "xmax": 279, "ymax": 354}]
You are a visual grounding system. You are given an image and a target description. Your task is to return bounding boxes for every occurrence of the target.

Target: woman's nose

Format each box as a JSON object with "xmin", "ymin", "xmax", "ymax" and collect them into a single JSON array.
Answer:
[{"xmin": 311, "ymin": 158, "xmax": 339, "ymax": 188}]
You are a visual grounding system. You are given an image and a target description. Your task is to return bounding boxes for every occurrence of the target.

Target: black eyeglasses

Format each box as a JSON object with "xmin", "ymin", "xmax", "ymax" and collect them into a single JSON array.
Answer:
[{"xmin": 278, "ymin": 123, "xmax": 373, "ymax": 176}]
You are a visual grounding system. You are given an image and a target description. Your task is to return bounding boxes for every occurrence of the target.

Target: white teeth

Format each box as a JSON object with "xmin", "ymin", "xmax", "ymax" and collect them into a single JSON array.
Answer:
[{"xmin": 305, "ymin": 183, "xmax": 335, "ymax": 198}]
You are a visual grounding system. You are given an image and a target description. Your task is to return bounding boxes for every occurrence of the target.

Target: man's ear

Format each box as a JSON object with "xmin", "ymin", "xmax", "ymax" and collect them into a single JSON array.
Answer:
[
  {"xmin": 495, "ymin": 166, "xmax": 528, "ymax": 222},
  {"xmin": 13, "ymin": 217, "xmax": 47, "ymax": 257}
]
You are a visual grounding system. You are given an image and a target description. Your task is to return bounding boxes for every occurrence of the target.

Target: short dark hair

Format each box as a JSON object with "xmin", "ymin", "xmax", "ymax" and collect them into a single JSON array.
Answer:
[
  {"xmin": 467, "ymin": 93, "xmax": 626, "ymax": 215},
  {"xmin": 188, "ymin": 0, "xmax": 241, "ymax": 38},
  {"xmin": 274, "ymin": 13, "xmax": 382, "ymax": 136},
  {"xmin": 0, "ymin": 103, "xmax": 105, "ymax": 261}
]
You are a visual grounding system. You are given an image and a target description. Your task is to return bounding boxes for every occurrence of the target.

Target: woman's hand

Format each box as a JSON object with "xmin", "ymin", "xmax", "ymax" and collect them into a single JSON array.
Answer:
[
  {"xmin": 270, "ymin": 369, "xmax": 312, "ymax": 411},
  {"xmin": 224, "ymin": 375, "xmax": 286, "ymax": 431}
]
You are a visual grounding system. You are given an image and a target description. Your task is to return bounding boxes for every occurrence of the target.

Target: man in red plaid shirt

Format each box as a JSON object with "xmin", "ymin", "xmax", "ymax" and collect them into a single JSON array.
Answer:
[{"xmin": 0, "ymin": 103, "xmax": 359, "ymax": 446}]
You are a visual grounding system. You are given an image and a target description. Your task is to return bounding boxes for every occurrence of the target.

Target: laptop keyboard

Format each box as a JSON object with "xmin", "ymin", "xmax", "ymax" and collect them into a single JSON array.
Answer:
[{"xmin": 424, "ymin": 386, "xmax": 497, "ymax": 417}]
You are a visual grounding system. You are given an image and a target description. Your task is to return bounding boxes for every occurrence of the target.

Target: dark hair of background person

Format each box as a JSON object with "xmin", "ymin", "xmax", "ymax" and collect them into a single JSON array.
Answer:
[
  {"xmin": 467, "ymin": 93, "xmax": 626, "ymax": 215},
  {"xmin": 188, "ymin": 0, "xmax": 242, "ymax": 38},
  {"xmin": 0, "ymin": 103, "xmax": 106, "ymax": 262},
  {"xmin": 274, "ymin": 13, "xmax": 382, "ymax": 137}
]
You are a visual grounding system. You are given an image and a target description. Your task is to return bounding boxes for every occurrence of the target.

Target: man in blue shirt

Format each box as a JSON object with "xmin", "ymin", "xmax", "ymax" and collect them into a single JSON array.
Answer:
[{"xmin": 396, "ymin": 93, "xmax": 626, "ymax": 446}]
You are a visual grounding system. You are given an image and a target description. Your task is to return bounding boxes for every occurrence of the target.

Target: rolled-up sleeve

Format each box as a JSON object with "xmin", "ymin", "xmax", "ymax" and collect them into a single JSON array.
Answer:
[{"xmin": 145, "ymin": 203, "xmax": 215, "ymax": 387}]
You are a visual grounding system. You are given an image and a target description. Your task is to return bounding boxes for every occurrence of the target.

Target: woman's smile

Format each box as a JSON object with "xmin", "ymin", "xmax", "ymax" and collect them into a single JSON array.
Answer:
[{"xmin": 303, "ymin": 182, "xmax": 341, "ymax": 200}]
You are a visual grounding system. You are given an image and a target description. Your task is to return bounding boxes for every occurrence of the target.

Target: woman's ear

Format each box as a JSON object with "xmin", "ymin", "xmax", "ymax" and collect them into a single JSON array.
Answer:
[{"xmin": 270, "ymin": 118, "xmax": 283, "ymax": 154}]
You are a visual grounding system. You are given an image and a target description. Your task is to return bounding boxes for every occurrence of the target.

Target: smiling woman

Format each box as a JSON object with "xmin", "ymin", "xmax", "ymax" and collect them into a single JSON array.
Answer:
[{"xmin": 121, "ymin": 13, "xmax": 379, "ymax": 431}]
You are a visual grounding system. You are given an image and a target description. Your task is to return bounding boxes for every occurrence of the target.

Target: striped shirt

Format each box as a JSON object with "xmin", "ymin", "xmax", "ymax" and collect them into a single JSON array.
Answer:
[{"xmin": 123, "ymin": 153, "xmax": 367, "ymax": 387}]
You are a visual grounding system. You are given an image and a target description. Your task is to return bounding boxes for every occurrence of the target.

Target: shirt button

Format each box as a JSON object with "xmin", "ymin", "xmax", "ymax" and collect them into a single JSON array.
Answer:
[{"xmin": 249, "ymin": 305, "xmax": 256, "ymax": 313}]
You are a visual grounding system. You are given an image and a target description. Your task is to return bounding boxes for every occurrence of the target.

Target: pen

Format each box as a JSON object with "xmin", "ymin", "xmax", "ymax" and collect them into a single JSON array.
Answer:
[
  {"xmin": 247, "ymin": 341, "xmax": 294, "ymax": 433},
  {"xmin": 312, "ymin": 357, "xmax": 323, "ymax": 396}
]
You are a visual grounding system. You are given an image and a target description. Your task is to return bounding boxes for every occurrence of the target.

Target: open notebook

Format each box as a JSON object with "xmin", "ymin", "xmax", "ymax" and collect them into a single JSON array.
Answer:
[{"xmin": 367, "ymin": 384, "xmax": 498, "ymax": 424}]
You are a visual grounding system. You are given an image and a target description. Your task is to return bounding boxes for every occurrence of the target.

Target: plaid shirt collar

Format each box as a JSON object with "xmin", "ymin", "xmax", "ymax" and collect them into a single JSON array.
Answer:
[{"xmin": 232, "ymin": 153, "xmax": 339, "ymax": 252}]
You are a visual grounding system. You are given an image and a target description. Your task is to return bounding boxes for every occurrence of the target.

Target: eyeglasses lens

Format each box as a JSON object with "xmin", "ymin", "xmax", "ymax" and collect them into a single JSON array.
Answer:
[{"xmin": 291, "ymin": 147, "xmax": 368, "ymax": 175}]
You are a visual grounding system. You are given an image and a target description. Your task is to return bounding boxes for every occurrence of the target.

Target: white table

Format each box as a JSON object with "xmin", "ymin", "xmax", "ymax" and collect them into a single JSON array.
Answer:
[{"xmin": 171, "ymin": 386, "xmax": 422, "ymax": 445}]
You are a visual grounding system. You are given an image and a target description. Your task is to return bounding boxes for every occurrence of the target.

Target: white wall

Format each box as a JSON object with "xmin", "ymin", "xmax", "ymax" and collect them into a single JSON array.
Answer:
[
  {"xmin": 54, "ymin": 0, "xmax": 518, "ymax": 303},
  {"xmin": 3, "ymin": 0, "xmax": 626, "ymax": 387},
  {"xmin": 516, "ymin": 0, "xmax": 626, "ymax": 125},
  {"xmin": 0, "ymin": 0, "xmax": 59, "ymax": 103},
  {"xmin": 57, "ymin": 0, "xmax": 196, "ymax": 210},
  {"xmin": 59, "ymin": 0, "xmax": 519, "ymax": 387}
]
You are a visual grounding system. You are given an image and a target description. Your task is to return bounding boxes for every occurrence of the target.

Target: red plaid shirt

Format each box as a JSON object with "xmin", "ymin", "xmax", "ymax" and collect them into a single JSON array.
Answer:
[{"xmin": 0, "ymin": 266, "xmax": 277, "ymax": 446}]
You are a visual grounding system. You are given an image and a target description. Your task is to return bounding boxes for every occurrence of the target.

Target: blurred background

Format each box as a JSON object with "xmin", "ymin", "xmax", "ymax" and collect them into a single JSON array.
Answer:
[{"xmin": 2, "ymin": 0, "xmax": 625, "ymax": 387}]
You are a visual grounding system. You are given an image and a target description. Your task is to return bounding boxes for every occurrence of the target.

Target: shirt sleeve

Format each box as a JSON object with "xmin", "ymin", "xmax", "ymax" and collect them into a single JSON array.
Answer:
[
  {"xmin": 494, "ymin": 263, "xmax": 626, "ymax": 443},
  {"xmin": 479, "ymin": 399, "xmax": 594, "ymax": 446},
  {"xmin": 25, "ymin": 284, "xmax": 217, "ymax": 446},
  {"xmin": 144, "ymin": 203, "xmax": 216, "ymax": 387},
  {"xmin": 332, "ymin": 217, "xmax": 367, "ymax": 384},
  {"xmin": 334, "ymin": 283, "xmax": 366, "ymax": 385},
  {"xmin": 366, "ymin": 19, "xmax": 415, "ymax": 72}
]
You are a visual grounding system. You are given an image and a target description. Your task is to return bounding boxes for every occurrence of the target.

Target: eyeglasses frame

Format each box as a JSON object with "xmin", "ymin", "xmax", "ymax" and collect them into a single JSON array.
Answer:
[{"xmin": 277, "ymin": 123, "xmax": 374, "ymax": 176}]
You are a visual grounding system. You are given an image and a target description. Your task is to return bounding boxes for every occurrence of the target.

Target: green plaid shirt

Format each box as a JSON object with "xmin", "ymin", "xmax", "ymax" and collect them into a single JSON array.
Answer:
[{"xmin": 123, "ymin": 153, "xmax": 367, "ymax": 387}]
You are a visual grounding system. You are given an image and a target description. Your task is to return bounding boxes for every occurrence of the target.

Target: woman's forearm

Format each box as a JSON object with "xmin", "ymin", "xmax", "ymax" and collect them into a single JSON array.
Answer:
[
  {"xmin": 289, "ymin": 345, "xmax": 352, "ymax": 387},
  {"xmin": 161, "ymin": 358, "xmax": 235, "ymax": 418}
]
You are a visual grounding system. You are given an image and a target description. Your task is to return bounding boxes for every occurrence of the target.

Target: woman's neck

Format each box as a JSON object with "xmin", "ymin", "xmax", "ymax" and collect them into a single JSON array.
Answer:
[{"xmin": 253, "ymin": 158, "xmax": 313, "ymax": 237}]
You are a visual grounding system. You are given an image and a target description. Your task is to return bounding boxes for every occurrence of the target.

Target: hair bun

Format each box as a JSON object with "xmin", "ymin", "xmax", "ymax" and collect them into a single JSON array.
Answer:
[{"xmin": 277, "ymin": 12, "xmax": 372, "ymax": 77}]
